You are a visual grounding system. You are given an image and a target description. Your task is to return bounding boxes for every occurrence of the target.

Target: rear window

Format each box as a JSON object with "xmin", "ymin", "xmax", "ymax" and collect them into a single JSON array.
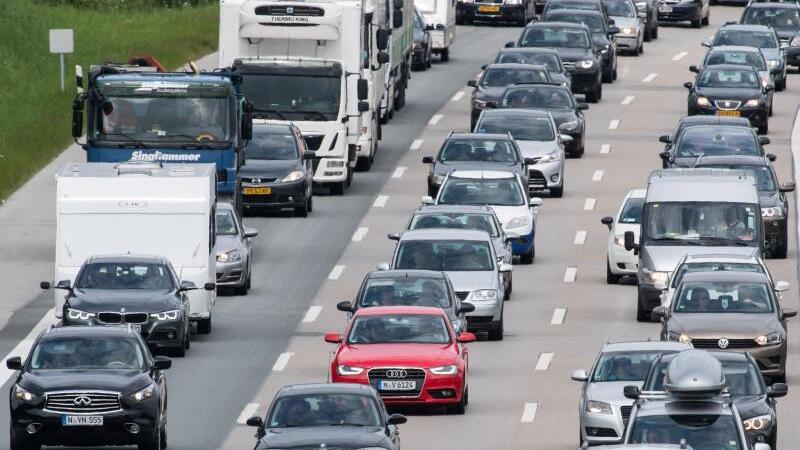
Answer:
[{"xmin": 592, "ymin": 351, "xmax": 664, "ymax": 382}]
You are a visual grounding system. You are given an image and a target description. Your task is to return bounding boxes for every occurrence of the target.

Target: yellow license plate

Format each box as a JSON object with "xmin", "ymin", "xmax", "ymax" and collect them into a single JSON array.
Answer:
[
  {"xmin": 479, "ymin": 5, "xmax": 500, "ymax": 12},
  {"xmin": 243, "ymin": 187, "xmax": 271, "ymax": 195},
  {"xmin": 717, "ymin": 110, "xmax": 740, "ymax": 117}
]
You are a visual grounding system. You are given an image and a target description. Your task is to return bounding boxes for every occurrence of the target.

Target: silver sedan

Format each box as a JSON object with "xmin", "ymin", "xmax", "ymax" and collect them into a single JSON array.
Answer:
[{"xmin": 215, "ymin": 202, "xmax": 258, "ymax": 295}]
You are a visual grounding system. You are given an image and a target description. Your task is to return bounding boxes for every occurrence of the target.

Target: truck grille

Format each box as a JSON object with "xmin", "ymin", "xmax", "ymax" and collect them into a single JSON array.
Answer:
[
  {"xmin": 255, "ymin": 5, "xmax": 325, "ymax": 16},
  {"xmin": 368, "ymin": 368, "xmax": 426, "ymax": 397},
  {"xmin": 691, "ymin": 338, "xmax": 756, "ymax": 349},
  {"xmin": 302, "ymin": 134, "xmax": 325, "ymax": 151},
  {"xmin": 562, "ymin": 61, "xmax": 576, "ymax": 71},
  {"xmin": 97, "ymin": 312, "xmax": 148, "ymax": 324},
  {"xmin": 46, "ymin": 392, "xmax": 121, "ymax": 414}
]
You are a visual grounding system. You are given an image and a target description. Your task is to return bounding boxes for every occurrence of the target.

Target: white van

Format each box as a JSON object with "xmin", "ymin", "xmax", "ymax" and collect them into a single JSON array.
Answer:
[
  {"xmin": 415, "ymin": 0, "xmax": 457, "ymax": 61},
  {"xmin": 53, "ymin": 161, "xmax": 217, "ymax": 333}
]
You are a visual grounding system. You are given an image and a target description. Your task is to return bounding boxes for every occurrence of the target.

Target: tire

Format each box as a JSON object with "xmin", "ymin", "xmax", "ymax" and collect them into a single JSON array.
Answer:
[
  {"xmin": 550, "ymin": 185, "xmax": 563, "ymax": 198},
  {"xmin": 171, "ymin": 342, "xmax": 186, "ymax": 358},
  {"xmin": 644, "ymin": 24, "xmax": 652, "ymax": 42},
  {"xmin": 636, "ymin": 291, "xmax": 650, "ymax": 322},
  {"xmin": 758, "ymin": 121, "xmax": 768, "ymax": 135},
  {"xmin": 426, "ymin": 51, "xmax": 433, "ymax": 68},
  {"xmin": 294, "ymin": 201, "xmax": 309, "ymax": 218},
  {"xmin": 631, "ymin": 45, "xmax": 640, "ymax": 56},
  {"xmin": 10, "ymin": 426, "xmax": 40, "ymax": 450},
  {"xmin": 329, "ymin": 181, "xmax": 346, "ymax": 196},
  {"xmin": 306, "ymin": 195, "xmax": 313, "ymax": 213},
  {"xmin": 160, "ymin": 425, "xmax": 168, "ymax": 450},
  {"xmin": 769, "ymin": 103, "xmax": 773, "ymax": 117},
  {"xmin": 456, "ymin": 15, "xmax": 464, "ymax": 25},
  {"xmin": 441, "ymin": 48, "xmax": 450, "ymax": 62},
  {"xmin": 395, "ymin": 85, "xmax": 406, "ymax": 111},
  {"xmin": 507, "ymin": 275, "xmax": 513, "ymax": 297},
  {"xmin": 197, "ymin": 316, "xmax": 212, "ymax": 335},
  {"xmin": 612, "ymin": 66, "xmax": 618, "ymax": 80},
  {"xmin": 691, "ymin": 18, "xmax": 701, "ymax": 28},
  {"xmin": 773, "ymin": 239, "xmax": 788, "ymax": 259},
  {"xmin": 602, "ymin": 66, "xmax": 613, "ymax": 83},
  {"xmin": 487, "ymin": 319, "xmax": 504, "ymax": 341},
  {"xmin": 652, "ymin": 24, "xmax": 658, "ymax": 39},
  {"xmin": 606, "ymin": 259, "xmax": 621, "ymax": 284},
  {"xmin": 446, "ymin": 386, "xmax": 468, "ymax": 414},
  {"xmin": 777, "ymin": 76, "xmax": 786, "ymax": 91},
  {"xmin": 138, "ymin": 425, "xmax": 162, "ymax": 450},
  {"xmin": 586, "ymin": 84, "xmax": 601, "ymax": 103},
  {"xmin": 520, "ymin": 244, "xmax": 535, "ymax": 264}
]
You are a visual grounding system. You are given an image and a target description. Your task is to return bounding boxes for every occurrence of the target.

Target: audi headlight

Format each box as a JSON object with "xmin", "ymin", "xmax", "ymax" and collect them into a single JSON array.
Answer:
[
  {"xmin": 768, "ymin": 59, "xmax": 779, "ymax": 69},
  {"xmin": 337, "ymin": 365, "xmax": 365, "ymax": 375},
  {"xmin": 13, "ymin": 384, "xmax": 37, "ymax": 402},
  {"xmin": 792, "ymin": 36, "xmax": 800, "ymax": 47},
  {"xmin": 506, "ymin": 216, "xmax": 530, "ymax": 229},
  {"xmin": 668, "ymin": 332, "xmax": 692, "ymax": 344},
  {"xmin": 67, "ymin": 308, "xmax": 95, "ymax": 321},
  {"xmin": 761, "ymin": 206, "xmax": 783, "ymax": 217},
  {"xmin": 559, "ymin": 120, "xmax": 578, "ymax": 131},
  {"xmin": 585, "ymin": 400, "xmax": 612, "ymax": 414},
  {"xmin": 579, "ymin": 59, "xmax": 594, "ymax": 69},
  {"xmin": 150, "ymin": 310, "xmax": 181, "ymax": 321},
  {"xmin": 744, "ymin": 99, "xmax": 760, "ymax": 108},
  {"xmin": 755, "ymin": 332, "xmax": 782, "ymax": 346},
  {"xmin": 217, "ymin": 249, "xmax": 242, "ymax": 263},
  {"xmin": 471, "ymin": 289, "xmax": 498, "ymax": 301},
  {"xmin": 280, "ymin": 170, "xmax": 304, "ymax": 183},
  {"xmin": 130, "ymin": 384, "xmax": 155, "ymax": 402},
  {"xmin": 743, "ymin": 414, "xmax": 773, "ymax": 431},
  {"xmin": 430, "ymin": 365, "xmax": 458, "ymax": 375},
  {"xmin": 641, "ymin": 268, "xmax": 669, "ymax": 286},
  {"xmin": 473, "ymin": 99, "xmax": 488, "ymax": 109},
  {"xmin": 538, "ymin": 150, "xmax": 561, "ymax": 163},
  {"xmin": 696, "ymin": 96, "xmax": 710, "ymax": 106}
]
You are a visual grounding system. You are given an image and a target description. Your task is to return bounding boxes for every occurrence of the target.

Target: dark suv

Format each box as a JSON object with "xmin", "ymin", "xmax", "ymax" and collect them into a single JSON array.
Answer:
[
  {"xmin": 7, "ymin": 325, "xmax": 171, "ymax": 450},
  {"xmin": 541, "ymin": 10, "xmax": 620, "ymax": 82}
]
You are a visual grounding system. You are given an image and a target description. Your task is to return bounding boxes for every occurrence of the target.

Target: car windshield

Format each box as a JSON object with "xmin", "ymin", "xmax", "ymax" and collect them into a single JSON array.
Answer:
[
  {"xmin": 438, "ymin": 139, "xmax": 519, "ymax": 163},
  {"xmin": 547, "ymin": 14, "xmax": 605, "ymax": 33},
  {"xmin": 592, "ymin": 351, "xmax": 664, "ymax": 382},
  {"xmin": 714, "ymin": 30, "xmax": 777, "ymax": 49},
  {"xmin": 480, "ymin": 67, "xmax": 549, "ymax": 87},
  {"xmin": 395, "ymin": 240, "xmax": 494, "ymax": 271},
  {"xmin": 620, "ymin": 196, "xmax": 644, "ymax": 224},
  {"xmin": 521, "ymin": 27, "xmax": 591, "ymax": 48},
  {"xmin": 216, "ymin": 210, "xmax": 239, "ymax": 236},
  {"xmin": 244, "ymin": 129, "xmax": 298, "ymax": 160},
  {"xmin": 706, "ymin": 51, "xmax": 767, "ymax": 71},
  {"xmin": 646, "ymin": 359, "xmax": 763, "ymax": 396},
  {"xmin": 476, "ymin": 115, "xmax": 556, "ymax": 141},
  {"xmin": 359, "ymin": 277, "xmax": 451, "ymax": 308},
  {"xmin": 240, "ymin": 73, "xmax": 341, "ymax": 121},
  {"xmin": 496, "ymin": 52, "xmax": 562, "ymax": 72},
  {"xmin": 698, "ymin": 68, "xmax": 760, "ymax": 88},
  {"xmin": 30, "ymin": 337, "xmax": 145, "ymax": 370},
  {"xmin": 674, "ymin": 281, "xmax": 774, "ymax": 313},
  {"xmin": 410, "ymin": 212, "xmax": 499, "ymax": 237},
  {"xmin": 500, "ymin": 87, "xmax": 573, "ymax": 110},
  {"xmin": 644, "ymin": 202, "xmax": 759, "ymax": 245},
  {"xmin": 347, "ymin": 314, "xmax": 451, "ymax": 344},
  {"xmin": 438, "ymin": 178, "xmax": 526, "ymax": 206},
  {"xmin": 671, "ymin": 262, "xmax": 764, "ymax": 288},
  {"xmin": 267, "ymin": 393, "xmax": 382, "ymax": 428},
  {"xmin": 700, "ymin": 165, "xmax": 776, "ymax": 192},
  {"xmin": 75, "ymin": 262, "xmax": 174, "ymax": 290},
  {"xmin": 675, "ymin": 127, "xmax": 759, "ymax": 157},
  {"xmin": 629, "ymin": 413, "xmax": 742, "ymax": 448},
  {"xmin": 742, "ymin": 7, "xmax": 800, "ymax": 31},
  {"xmin": 603, "ymin": 0, "xmax": 636, "ymax": 17}
]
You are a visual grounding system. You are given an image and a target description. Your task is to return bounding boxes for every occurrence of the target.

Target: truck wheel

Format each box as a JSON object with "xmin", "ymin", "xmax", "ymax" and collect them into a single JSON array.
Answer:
[
  {"xmin": 329, "ymin": 181, "xmax": 345, "ymax": 196},
  {"xmin": 606, "ymin": 260, "xmax": 621, "ymax": 284},
  {"xmin": 355, "ymin": 156, "xmax": 372, "ymax": 172},
  {"xmin": 197, "ymin": 317, "xmax": 212, "ymax": 334},
  {"xmin": 441, "ymin": 48, "xmax": 450, "ymax": 62},
  {"xmin": 395, "ymin": 85, "xmax": 406, "ymax": 110}
]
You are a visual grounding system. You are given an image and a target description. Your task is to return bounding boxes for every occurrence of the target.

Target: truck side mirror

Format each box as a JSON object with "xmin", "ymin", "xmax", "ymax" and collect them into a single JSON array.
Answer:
[
  {"xmin": 358, "ymin": 101, "xmax": 370, "ymax": 113},
  {"xmin": 393, "ymin": 13, "xmax": 403, "ymax": 29},
  {"xmin": 376, "ymin": 29, "xmax": 389, "ymax": 51},
  {"xmin": 377, "ymin": 52, "xmax": 390, "ymax": 65},
  {"xmin": 72, "ymin": 98, "xmax": 84, "ymax": 138},
  {"xmin": 623, "ymin": 230, "xmax": 638, "ymax": 252},
  {"xmin": 357, "ymin": 79, "xmax": 369, "ymax": 101}
]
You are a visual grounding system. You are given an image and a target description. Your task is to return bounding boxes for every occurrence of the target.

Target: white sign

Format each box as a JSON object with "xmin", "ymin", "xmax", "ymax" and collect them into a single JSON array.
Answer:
[{"xmin": 49, "ymin": 29, "xmax": 74, "ymax": 54}]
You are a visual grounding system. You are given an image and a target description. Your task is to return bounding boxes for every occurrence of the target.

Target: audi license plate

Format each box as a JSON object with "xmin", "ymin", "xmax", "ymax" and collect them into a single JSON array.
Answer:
[
  {"xmin": 658, "ymin": 5, "xmax": 672, "ymax": 12},
  {"xmin": 478, "ymin": 5, "xmax": 500, "ymax": 12},
  {"xmin": 379, "ymin": 380, "xmax": 416, "ymax": 391},
  {"xmin": 717, "ymin": 110, "xmax": 740, "ymax": 117},
  {"xmin": 243, "ymin": 187, "xmax": 271, "ymax": 195},
  {"xmin": 62, "ymin": 415, "xmax": 103, "ymax": 426}
]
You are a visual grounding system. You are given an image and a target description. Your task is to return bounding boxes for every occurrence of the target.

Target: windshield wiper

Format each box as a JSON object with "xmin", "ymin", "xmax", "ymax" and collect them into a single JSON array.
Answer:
[
  {"xmin": 329, "ymin": 422, "xmax": 367, "ymax": 427},
  {"xmin": 297, "ymin": 110, "xmax": 330, "ymax": 121},
  {"xmin": 253, "ymin": 109, "xmax": 287, "ymax": 120},
  {"xmin": 100, "ymin": 133, "xmax": 148, "ymax": 149},
  {"xmin": 650, "ymin": 237, "xmax": 703, "ymax": 245}
]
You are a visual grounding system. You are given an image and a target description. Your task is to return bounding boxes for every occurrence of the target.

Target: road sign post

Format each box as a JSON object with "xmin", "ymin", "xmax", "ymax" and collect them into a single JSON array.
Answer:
[{"xmin": 49, "ymin": 29, "xmax": 74, "ymax": 92}]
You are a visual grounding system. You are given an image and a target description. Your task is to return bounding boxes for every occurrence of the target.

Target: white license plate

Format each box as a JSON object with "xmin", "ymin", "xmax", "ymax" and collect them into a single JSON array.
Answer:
[
  {"xmin": 62, "ymin": 415, "xmax": 104, "ymax": 426},
  {"xmin": 379, "ymin": 380, "xmax": 417, "ymax": 391},
  {"xmin": 659, "ymin": 5, "xmax": 672, "ymax": 12}
]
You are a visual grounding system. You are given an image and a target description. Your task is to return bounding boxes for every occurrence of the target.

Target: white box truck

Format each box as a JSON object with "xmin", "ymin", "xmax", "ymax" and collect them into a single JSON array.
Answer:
[
  {"xmin": 381, "ymin": 0, "xmax": 415, "ymax": 123},
  {"xmin": 219, "ymin": 0, "xmax": 394, "ymax": 189},
  {"xmin": 53, "ymin": 161, "xmax": 217, "ymax": 334},
  {"xmin": 414, "ymin": 0, "xmax": 456, "ymax": 62}
]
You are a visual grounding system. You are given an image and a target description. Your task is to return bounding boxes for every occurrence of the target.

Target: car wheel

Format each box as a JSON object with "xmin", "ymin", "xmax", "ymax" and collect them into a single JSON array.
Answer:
[
  {"xmin": 769, "ymin": 103, "xmax": 773, "ymax": 117},
  {"xmin": 644, "ymin": 24, "xmax": 652, "ymax": 42},
  {"xmin": 777, "ymin": 76, "xmax": 786, "ymax": 91},
  {"xmin": 550, "ymin": 185, "xmax": 563, "ymax": 198},
  {"xmin": 426, "ymin": 50, "xmax": 433, "ymax": 68},
  {"xmin": 607, "ymin": 259, "xmax": 621, "ymax": 284},
  {"xmin": 773, "ymin": 239, "xmax": 788, "ymax": 259},
  {"xmin": 602, "ymin": 66, "xmax": 613, "ymax": 83},
  {"xmin": 184, "ymin": 327, "xmax": 191, "ymax": 350},
  {"xmin": 138, "ymin": 425, "xmax": 161, "ymax": 450},
  {"xmin": 507, "ymin": 275, "xmax": 513, "ymax": 297},
  {"xmin": 294, "ymin": 200, "xmax": 309, "ymax": 217},
  {"xmin": 197, "ymin": 316, "xmax": 212, "ymax": 335},
  {"xmin": 488, "ymin": 318, "xmax": 504, "ymax": 341},
  {"xmin": 586, "ymin": 84, "xmax": 601, "ymax": 103},
  {"xmin": 631, "ymin": 45, "xmax": 640, "ymax": 56},
  {"xmin": 701, "ymin": 10, "xmax": 709, "ymax": 25},
  {"xmin": 329, "ymin": 181, "xmax": 346, "ymax": 196},
  {"xmin": 612, "ymin": 65, "xmax": 618, "ymax": 80},
  {"xmin": 520, "ymin": 244, "xmax": 534, "ymax": 264},
  {"xmin": 160, "ymin": 425, "xmax": 168, "ymax": 450},
  {"xmin": 636, "ymin": 292, "xmax": 650, "ymax": 322},
  {"xmin": 307, "ymin": 195, "xmax": 313, "ymax": 213},
  {"xmin": 172, "ymin": 341, "xmax": 186, "ymax": 358},
  {"xmin": 447, "ymin": 385, "xmax": 468, "ymax": 414},
  {"xmin": 652, "ymin": 23, "xmax": 658, "ymax": 39},
  {"xmin": 758, "ymin": 121, "xmax": 768, "ymax": 135},
  {"xmin": 441, "ymin": 48, "xmax": 450, "ymax": 62},
  {"xmin": 691, "ymin": 17, "xmax": 701, "ymax": 28},
  {"xmin": 10, "ymin": 425, "xmax": 41, "ymax": 450},
  {"xmin": 639, "ymin": 41, "xmax": 644, "ymax": 54}
]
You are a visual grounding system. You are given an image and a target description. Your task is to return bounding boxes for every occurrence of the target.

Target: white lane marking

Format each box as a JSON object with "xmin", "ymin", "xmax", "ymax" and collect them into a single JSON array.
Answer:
[
  {"xmin": 451, "ymin": 91, "xmax": 465, "ymax": 101},
  {"xmin": 608, "ymin": 119, "xmax": 620, "ymax": 130},
  {"xmin": 574, "ymin": 230, "xmax": 587, "ymax": 245},
  {"xmin": 272, "ymin": 352, "xmax": 294, "ymax": 372},
  {"xmin": 551, "ymin": 308, "xmax": 567, "ymax": 325},
  {"xmin": 351, "ymin": 227, "xmax": 369, "ymax": 242},
  {"xmin": 535, "ymin": 353, "xmax": 554, "ymax": 371},
  {"xmin": 0, "ymin": 309, "xmax": 56, "ymax": 386},
  {"xmin": 790, "ymin": 105, "xmax": 800, "ymax": 265},
  {"xmin": 672, "ymin": 51, "xmax": 688, "ymax": 61},
  {"xmin": 642, "ymin": 73, "xmax": 658, "ymax": 83},
  {"xmin": 429, "ymin": 114, "xmax": 443, "ymax": 125},
  {"xmin": 621, "ymin": 95, "xmax": 635, "ymax": 106},
  {"xmin": 392, "ymin": 166, "xmax": 407, "ymax": 178},
  {"xmin": 302, "ymin": 306, "xmax": 323, "ymax": 323},
  {"xmin": 592, "ymin": 170, "xmax": 604, "ymax": 181},
  {"xmin": 237, "ymin": 403, "xmax": 260, "ymax": 425},
  {"xmin": 373, "ymin": 195, "xmax": 389, "ymax": 208},
  {"xmin": 600, "ymin": 144, "xmax": 611, "ymax": 154},
  {"xmin": 328, "ymin": 265, "xmax": 346, "ymax": 280},
  {"xmin": 521, "ymin": 402, "xmax": 539, "ymax": 422},
  {"xmin": 410, "ymin": 139, "xmax": 424, "ymax": 150},
  {"xmin": 584, "ymin": 198, "xmax": 597, "ymax": 210},
  {"xmin": 563, "ymin": 267, "xmax": 577, "ymax": 283}
]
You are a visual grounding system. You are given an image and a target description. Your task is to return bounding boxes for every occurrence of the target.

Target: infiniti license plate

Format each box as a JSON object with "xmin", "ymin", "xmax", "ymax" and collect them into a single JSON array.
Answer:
[
  {"xmin": 379, "ymin": 380, "xmax": 416, "ymax": 390},
  {"xmin": 62, "ymin": 415, "xmax": 104, "ymax": 426}
]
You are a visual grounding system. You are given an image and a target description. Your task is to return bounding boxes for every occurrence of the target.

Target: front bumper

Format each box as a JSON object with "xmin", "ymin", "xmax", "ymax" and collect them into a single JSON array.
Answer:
[
  {"xmin": 331, "ymin": 371, "xmax": 464, "ymax": 406},
  {"xmin": 216, "ymin": 258, "xmax": 247, "ymax": 287},
  {"xmin": 63, "ymin": 316, "xmax": 185, "ymax": 349},
  {"xmin": 607, "ymin": 242, "xmax": 638, "ymax": 276},
  {"xmin": 657, "ymin": 3, "xmax": 701, "ymax": 22},
  {"xmin": 528, "ymin": 160, "xmax": 563, "ymax": 192},
  {"xmin": 459, "ymin": 3, "xmax": 526, "ymax": 22},
  {"xmin": 763, "ymin": 216, "xmax": 787, "ymax": 255},
  {"xmin": 615, "ymin": 34, "xmax": 640, "ymax": 51},
  {"xmin": 580, "ymin": 402, "xmax": 629, "ymax": 445},
  {"xmin": 465, "ymin": 299, "xmax": 503, "ymax": 331},
  {"xmin": 506, "ymin": 226, "xmax": 535, "ymax": 255},
  {"xmin": 241, "ymin": 179, "xmax": 308, "ymax": 210}
]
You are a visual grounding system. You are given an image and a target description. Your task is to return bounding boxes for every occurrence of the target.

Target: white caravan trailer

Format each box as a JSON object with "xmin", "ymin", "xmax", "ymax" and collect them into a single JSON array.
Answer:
[
  {"xmin": 53, "ymin": 161, "xmax": 217, "ymax": 334},
  {"xmin": 415, "ymin": 0, "xmax": 456, "ymax": 61}
]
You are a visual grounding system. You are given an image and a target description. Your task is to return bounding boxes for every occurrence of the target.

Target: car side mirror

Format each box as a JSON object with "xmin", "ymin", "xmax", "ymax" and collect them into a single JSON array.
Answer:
[
  {"xmin": 505, "ymin": 41, "xmax": 515, "ymax": 48},
  {"xmin": 659, "ymin": 151, "xmax": 671, "ymax": 162},
  {"xmin": 376, "ymin": 263, "xmax": 390, "ymax": 271},
  {"xmin": 775, "ymin": 280, "xmax": 790, "ymax": 292},
  {"xmin": 651, "ymin": 305, "xmax": 668, "ymax": 321},
  {"xmin": 571, "ymin": 369, "xmax": 588, "ymax": 382},
  {"xmin": 387, "ymin": 413, "xmax": 407, "ymax": 425},
  {"xmin": 457, "ymin": 332, "xmax": 477, "ymax": 343},
  {"xmin": 55, "ymin": 280, "xmax": 72, "ymax": 290},
  {"xmin": 485, "ymin": 101, "xmax": 497, "ymax": 109},
  {"xmin": 780, "ymin": 182, "xmax": 795, "ymax": 193},
  {"xmin": 244, "ymin": 227, "xmax": 259, "ymax": 239},
  {"xmin": 529, "ymin": 197, "xmax": 543, "ymax": 207},
  {"xmin": 768, "ymin": 382, "xmax": 788, "ymax": 398},
  {"xmin": 560, "ymin": 134, "xmax": 574, "ymax": 143},
  {"xmin": 40, "ymin": 281, "xmax": 51, "ymax": 290},
  {"xmin": 246, "ymin": 416, "xmax": 264, "ymax": 428},
  {"xmin": 601, "ymin": 216, "xmax": 613, "ymax": 230},
  {"xmin": 689, "ymin": 65, "xmax": 700, "ymax": 73},
  {"xmin": 659, "ymin": 135, "xmax": 671, "ymax": 144},
  {"xmin": 179, "ymin": 280, "xmax": 198, "ymax": 291},
  {"xmin": 459, "ymin": 302, "xmax": 476, "ymax": 314},
  {"xmin": 701, "ymin": 40, "xmax": 711, "ymax": 48},
  {"xmin": 204, "ymin": 282, "xmax": 216, "ymax": 291},
  {"xmin": 782, "ymin": 309, "xmax": 797, "ymax": 319},
  {"xmin": 324, "ymin": 332, "xmax": 343, "ymax": 344},
  {"xmin": 623, "ymin": 385, "xmax": 641, "ymax": 399},
  {"xmin": 683, "ymin": 81, "xmax": 693, "ymax": 89},
  {"xmin": 523, "ymin": 157, "xmax": 536, "ymax": 165},
  {"xmin": 577, "ymin": 102, "xmax": 589, "ymax": 110},
  {"xmin": 6, "ymin": 356, "xmax": 22, "ymax": 371},
  {"xmin": 153, "ymin": 356, "xmax": 172, "ymax": 370},
  {"xmin": 387, "ymin": 233, "xmax": 401, "ymax": 242},
  {"xmin": 499, "ymin": 263, "xmax": 513, "ymax": 273},
  {"xmin": 608, "ymin": 26, "xmax": 620, "ymax": 35},
  {"xmin": 377, "ymin": 52, "xmax": 390, "ymax": 65},
  {"xmin": 422, "ymin": 156, "xmax": 434, "ymax": 164},
  {"xmin": 623, "ymin": 230, "xmax": 639, "ymax": 252},
  {"xmin": 336, "ymin": 301, "xmax": 354, "ymax": 312},
  {"xmin": 759, "ymin": 136, "xmax": 771, "ymax": 145},
  {"xmin": 467, "ymin": 80, "xmax": 477, "ymax": 88},
  {"xmin": 422, "ymin": 195, "xmax": 434, "ymax": 204}
]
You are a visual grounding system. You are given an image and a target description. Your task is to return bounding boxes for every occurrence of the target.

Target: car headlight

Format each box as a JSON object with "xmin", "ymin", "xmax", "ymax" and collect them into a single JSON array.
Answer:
[
  {"xmin": 762, "ymin": 206, "xmax": 783, "ymax": 217},
  {"xmin": 755, "ymin": 332, "xmax": 782, "ymax": 346},
  {"xmin": 14, "ymin": 384, "xmax": 37, "ymax": 402},
  {"xmin": 538, "ymin": 149, "xmax": 562, "ymax": 163},
  {"xmin": 559, "ymin": 120, "xmax": 578, "ymax": 131},
  {"xmin": 743, "ymin": 414, "xmax": 773, "ymax": 431},
  {"xmin": 641, "ymin": 268, "xmax": 669, "ymax": 286},
  {"xmin": 621, "ymin": 27, "xmax": 635, "ymax": 35},
  {"xmin": 473, "ymin": 99, "xmax": 488, "ymax": 109},
  {"xmin": 66, "ymin": 308, "xmax": 95, "ymax": 321},
  {"xmin": 744, "ymin": 99, "xmax": 760, "ymax": 108},
  {"xmin": 471, "ymin": 289, "xmax": 498, "ymax": 301},
  {"xmin": 585, "ymin": 400, "xmax": 612, "ymax": 414},
  {"xmin": 337, "ymin": 365, "xmax": 365, "ymax": 375},
  {"xmin": 280, "ymin": 170, "xmax": 304, "ymax": 183},
  {"xmin": 430, "ymin": 173, "xmax": 446, "ymax": 184},
  {"xmin": 768, "ymin": 59, "xmax": 779, "ymax": 69},
  {"xmin": 696, "ymin": 96, "xmax": 710, "ymax": 106},
  {"xmin": 430, "ymin": 365, "xmax": 458, "ymax": 375},
  {"xmin": 668, "ymin": 332, "xmax": 692, "ymax": 344},
  {"xmin": 130, "ymin": 384, "xmax": 155, "ymax": 402},
  {"xmin": 150, "ymin": 310, "xmax": 181, "ymax": 321},
  {"xmin": 613, "ymin": 234, "xmax": 625, "ymax": 247},
  {"xmin": 579, "ymin": 59, "xmax": 594, "ymax": 69},
  {"xmin": 761, "ymin": 75, "xmax": 770, "ymax": 88},
  {"xmin": 792, "ymin": 36, "xmax": 800, "ymax": 47},
  {"xmin": 601, "ymin": 45, "xmax": 610, "ymax": 54},
  {"xmin": 506, "ymin": 216, "xmax": 530, "ymax": 229},
  {"xmin": 217, "ymin": 249, "xmax": 242, "ymax": 263}
]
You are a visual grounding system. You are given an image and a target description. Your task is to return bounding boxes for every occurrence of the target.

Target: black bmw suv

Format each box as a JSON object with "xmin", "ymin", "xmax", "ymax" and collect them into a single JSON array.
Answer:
[{"xmin": 7, "ymin": 325, "xmax": 171, "ymax": 450}]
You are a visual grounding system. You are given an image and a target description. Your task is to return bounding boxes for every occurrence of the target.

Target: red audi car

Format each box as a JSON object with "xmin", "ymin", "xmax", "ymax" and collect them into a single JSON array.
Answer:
[{"xmin": 325, "ymin": 306, "xmax": 475, "ymax": 414}]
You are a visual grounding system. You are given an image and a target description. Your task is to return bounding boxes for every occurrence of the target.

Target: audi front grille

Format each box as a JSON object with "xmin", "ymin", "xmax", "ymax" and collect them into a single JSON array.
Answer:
[
  {"xmin": 45, "ymin": 392, "xmax": 121, "ymax": 414},
  {"xmin": 368, "ymin": 368, "xmax": 426, "ymax": 397}
]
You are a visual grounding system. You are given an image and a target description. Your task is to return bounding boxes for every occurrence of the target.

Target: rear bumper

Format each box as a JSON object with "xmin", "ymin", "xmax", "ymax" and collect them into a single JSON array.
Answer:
[
  {"xmin": 657, "ymin": 3, "xmax": 701, "ymax": 22},
  {"xmin": 241, "ymin": 179, "xmax": 308, "ymax": 209}
]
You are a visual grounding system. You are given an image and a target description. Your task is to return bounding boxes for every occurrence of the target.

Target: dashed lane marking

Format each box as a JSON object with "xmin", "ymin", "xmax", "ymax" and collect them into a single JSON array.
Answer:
[
  {"xmin": 535, "ymin": 353, "xmax": 554, "ymax": 371},
  {"xmin": 521, "ymin": 403, "xmax": 539, "ymax": 422},
  {"xmin": 592, "ymin": 170, "xmax": 604, "ymax": 181},
  {"xmin": 328, "ymin": 265, "xmax": 346, "ymax": 280},
  {"xmin": 621, "ymin": 95, "xmax": 635, "ymax": 105},
  {"xmin": 373, "ymin": 195, "xmax": 389, "ymax": 208},
  {"xmin": 302, "ymin": 306, "xmax": 323, "ymax": 323},
  {"xmin": 584, "ymin": 198, "xmax": 597, "ymax": 210},
  {"xmin": 574, "ymin": 230, "xmax": 587, "ymax": 245},
  {"xmin": 392, "ymin": 166, "xmax": 407, "ymax": 178},
  {"xmin": 451, "ymin": 91, "xmax": 465, "ymax": 101},
  {"xmin": 563, "ymin": 267, "xmax": 577, "ymax": 283},
  {"xmin": 429, "ymin": 114, "xmax": 443, "ymax": 125},
  {"xmin": 672, "ymin": 51, "xmax": 688, "ymax": 61},
  {"xmin": 551, "ymin": 308, "xmax": 567, "ymax": 325},
  {"xmin": 642, "ymin": 73, "xmax": 658, "ymax": 83},
  {"xmin": 410, "ymin": 139, "xmax": 424, "ymax": 151},
  {"xmin": 600, "ymin": 144, "xmax": 611, "ymax": 154},
  {"xmin": 272, "ymin": 352, "xmax": 294, "ymax": 372},
  {"xmin": 351, "ymin": 227, "xmax": 369, "ymax": 242},
  {"xmin": 236, "ymin": 403, "xmax": 260, "ymax": 425},
  {"xmin": 609, "ymin": 119, "xmax": 620, "ymax": 130}
]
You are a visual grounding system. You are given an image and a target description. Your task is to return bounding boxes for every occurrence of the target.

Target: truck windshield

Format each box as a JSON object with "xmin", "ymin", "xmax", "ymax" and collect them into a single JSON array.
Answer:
[
  {"xmin": 643, "ymin": 202, "xmax": 759, "ymax": 246},
  {"xmin": 240, "ymin": 74, "xmax": 341, "ymax": 121}
]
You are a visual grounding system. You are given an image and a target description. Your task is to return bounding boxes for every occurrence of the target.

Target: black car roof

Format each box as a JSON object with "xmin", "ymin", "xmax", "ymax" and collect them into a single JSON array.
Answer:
[
  {"xmin": 277, "ymin": 383, "xmax": 376, "ymax": 397},
  {"xmin": 677, "ymin": 115, "xmax": 753, "ymax": 127},
  {"xmin": 525, "ymin": 21, "xmax": 592, "ymax": 31},
  {"xmin": 484, "ymin": 63, "xmax": 548, "ymax": 71},
  {"xmin": 545, "ymin": 8, "xmax": 605, "ymax": 17},
  {"xmin": 498, "ymin": 47, "xmax": 559, "ymax": 54},
  {"xmin": 504, "ymin": 82, "xmax": 570, "ymax": 92},
  {"xmin": 365, "ymin": 269, "xmax": 448, "ymax": 280}
]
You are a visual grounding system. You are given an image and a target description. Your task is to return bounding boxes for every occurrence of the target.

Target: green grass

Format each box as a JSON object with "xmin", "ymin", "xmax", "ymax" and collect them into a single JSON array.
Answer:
[{"xmin": 0, "ymin": 1, "xmax": 219, "ymax": 201}]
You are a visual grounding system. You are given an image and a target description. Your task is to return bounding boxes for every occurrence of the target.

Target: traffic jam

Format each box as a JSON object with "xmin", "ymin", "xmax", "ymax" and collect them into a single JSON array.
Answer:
[{"xmin": 3, "ymin": 0, "xmax": 800, "ymax": 449}]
